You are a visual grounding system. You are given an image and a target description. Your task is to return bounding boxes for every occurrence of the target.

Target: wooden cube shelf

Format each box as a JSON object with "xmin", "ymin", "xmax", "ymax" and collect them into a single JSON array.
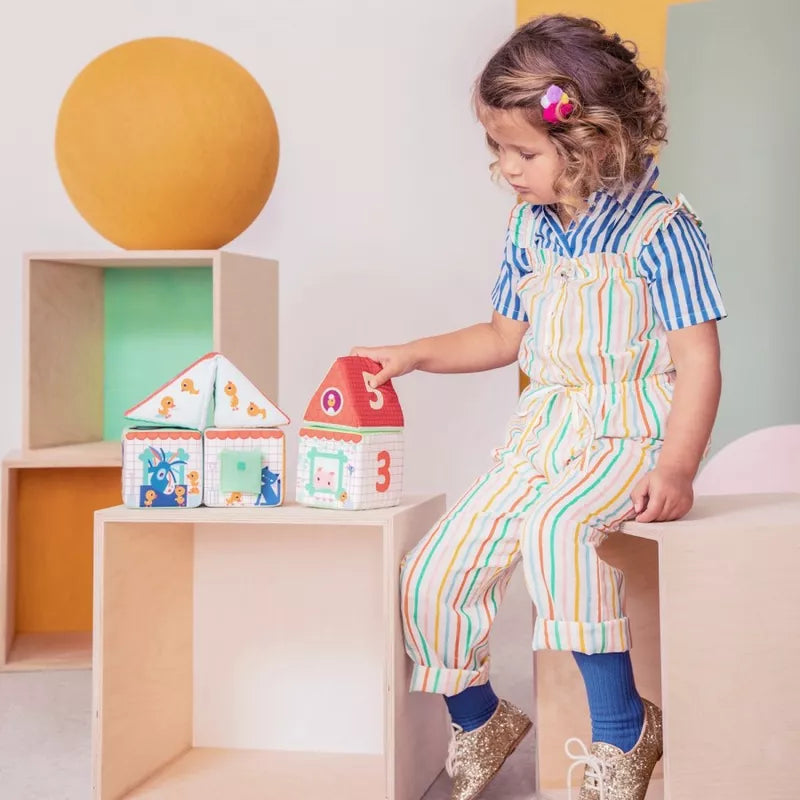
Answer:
[
  {"xmin": 0, "ymin": 450, "xmax": 123, "ymax": 670},
  {"xmin": 23, "ymin": 250, "xmax": 278, "ymax": 453},
  {"xmin": 1, "ymin": 250, "xmax": 278, "ymax": 671},
  {"xmin": 92, "ymin": 495, "xmax": 449, "ymax": 800},
  {"xmin": 535, "ymin": 494, "xmax": 800, "ymax": 800}
]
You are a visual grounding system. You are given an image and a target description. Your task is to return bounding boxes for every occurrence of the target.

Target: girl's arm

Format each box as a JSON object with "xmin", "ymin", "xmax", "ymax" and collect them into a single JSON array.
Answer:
[
  {"xmin": 352, "ymin": 311, "xmax": 528, "ymax": 387},
  {"xmin": 632, "ymin": 320, "xmax": 722, "ymax": 522}
]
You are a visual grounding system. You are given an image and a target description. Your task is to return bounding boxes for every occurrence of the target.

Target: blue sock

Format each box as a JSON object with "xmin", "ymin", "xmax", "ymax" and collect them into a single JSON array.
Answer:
[
  {"xmin": 444, "ymin": 681, "xmax": 500, "ymax": 732},
  {"xmin": 573, "ymin": 652, "xmax": 645, "ymax": 752}
]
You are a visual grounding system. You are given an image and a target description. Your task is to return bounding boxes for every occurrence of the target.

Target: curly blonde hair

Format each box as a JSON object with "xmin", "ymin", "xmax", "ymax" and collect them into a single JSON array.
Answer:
[{"xmin": 475, "ymin": 15, "xmax": 668, "ymax": 215}]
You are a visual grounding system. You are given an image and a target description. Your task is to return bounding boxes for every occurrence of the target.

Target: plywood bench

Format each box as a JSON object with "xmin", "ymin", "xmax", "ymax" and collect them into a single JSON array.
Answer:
[{"xmin": 536, "ymin": 493, "xmax": 800, "ymax": 800}]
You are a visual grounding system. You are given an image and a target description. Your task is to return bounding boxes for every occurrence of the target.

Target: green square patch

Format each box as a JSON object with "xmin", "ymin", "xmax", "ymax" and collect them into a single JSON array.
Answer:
[{"xmin": 220, "ymin": 450, "xmax": 263, "ymax": 495}]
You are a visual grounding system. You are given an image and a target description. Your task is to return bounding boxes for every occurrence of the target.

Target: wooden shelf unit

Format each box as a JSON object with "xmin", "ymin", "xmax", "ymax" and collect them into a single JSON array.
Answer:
[
  {"xmin": 23, "ymin": 250, "xmax": 278, "ymax": 449},
  {"xmin": 4, "ymin": 442, "xmax": 122, "ymax": 469},
  {"xmin": 3, "ymin": 631, "xmax": 93, "ymax": 672},
  {"xmin": 1, "ymin": 453, "xmax": 120, "ymax": 671},
  {"xmin": 123, "ymin": 749, "xmax": 385, "ymax": 799},
  {"xmin": 1, "ymin": 249, "xmax": 279, "ymax": 672},
  {"xmin": 92, "ymin": 496, "xmax": 449, "ymax": 800}
]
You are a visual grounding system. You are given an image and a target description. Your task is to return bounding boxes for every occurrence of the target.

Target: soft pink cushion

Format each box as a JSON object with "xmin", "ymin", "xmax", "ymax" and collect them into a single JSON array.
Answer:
[{"xmin": 694, "ymin": 425, "xmax": 800, "ymax": 495}]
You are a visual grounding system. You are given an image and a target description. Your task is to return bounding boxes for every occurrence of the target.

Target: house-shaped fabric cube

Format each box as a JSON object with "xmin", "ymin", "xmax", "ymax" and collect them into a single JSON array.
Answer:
[
  {"xmin": 204, "ymin": 428, "xmax": 286, "ymax": 507},
  {"xmin": 123, "ymin": 428, "xmax": 203, "ymax": 508},
  {"xmin": 124, "ymin": 352, "xmax": 289, "ymax": 432},
  {"xmin": 122, "ymin": 353, "xmax": 289, "ymax": 509},
  {"xmin": 297, "ymin": 427, "xmax": 403, "ymax": 510},
  {"xmin": 297, "ymin": 356, "xmax": 404, "ymax": 510}
]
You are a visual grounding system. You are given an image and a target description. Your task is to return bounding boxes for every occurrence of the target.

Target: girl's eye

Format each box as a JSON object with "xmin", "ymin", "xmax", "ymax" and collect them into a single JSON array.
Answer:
[{"xmin": 520, "ymin": 152, "xmax": 536, "ymax": 161}]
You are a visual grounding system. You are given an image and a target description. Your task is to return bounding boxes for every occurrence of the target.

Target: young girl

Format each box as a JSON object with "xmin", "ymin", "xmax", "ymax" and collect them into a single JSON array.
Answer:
[{"xmin": 353, "ymin": 15, "xmax": 724, "ymax": 800}]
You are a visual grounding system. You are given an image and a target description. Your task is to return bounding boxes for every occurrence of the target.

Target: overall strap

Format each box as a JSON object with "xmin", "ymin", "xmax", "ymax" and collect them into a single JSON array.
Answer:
[
  {"xmin": 508, "ymin": 203, "xmax": 561, "ymax": 272},
  {"xmin": 622, "ymin": 193, "xmax": 702, "ymax": 258},
  {"xmin": 508, "ymin": 202, "xmax": 537, "ymax": 248}
]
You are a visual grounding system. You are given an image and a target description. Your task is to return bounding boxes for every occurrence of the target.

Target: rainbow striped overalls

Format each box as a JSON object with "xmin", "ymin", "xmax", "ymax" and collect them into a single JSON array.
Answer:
[{"xmin": 401, "ymin": 195, "xmax": 695, "ymax": 696}]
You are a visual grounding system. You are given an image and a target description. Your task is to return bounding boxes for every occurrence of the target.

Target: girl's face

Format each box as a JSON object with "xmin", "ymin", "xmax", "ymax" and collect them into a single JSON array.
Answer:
[{"xmin": 483, "ymin": 108, "xmax": 564, "ymax": 206}]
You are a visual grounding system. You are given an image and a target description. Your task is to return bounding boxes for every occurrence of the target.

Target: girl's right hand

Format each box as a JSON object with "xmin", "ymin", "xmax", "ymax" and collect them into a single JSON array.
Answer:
[{"xmin": 349, "ymin": 344, "xmax": 419, "ymax": 388}]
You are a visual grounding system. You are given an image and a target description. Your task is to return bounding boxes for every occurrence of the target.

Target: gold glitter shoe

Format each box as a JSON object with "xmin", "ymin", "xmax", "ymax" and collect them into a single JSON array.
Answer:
[
  {"xmin": 565, "ymin": 699, "xmax": 663, "ymax": 800},
  {"xmin": 445, "ymin": 699, "xmax": 533, "ymax": 800}
]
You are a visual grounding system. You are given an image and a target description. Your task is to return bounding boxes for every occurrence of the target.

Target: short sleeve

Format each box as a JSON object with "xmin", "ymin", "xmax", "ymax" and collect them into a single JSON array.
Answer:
[
  {"xmin": 491, "ymin": 209, "xmax": 533, "ymax": 322},
  {"xmin": 638, "ymin": 209, "xmax": 727, "ymax": 331}
]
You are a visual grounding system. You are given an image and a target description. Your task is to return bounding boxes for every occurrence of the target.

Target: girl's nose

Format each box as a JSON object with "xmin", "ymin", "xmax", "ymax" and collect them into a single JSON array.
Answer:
[{"xmin": 499, "ymin": 152, "xmax": 521, "ymax": 179}]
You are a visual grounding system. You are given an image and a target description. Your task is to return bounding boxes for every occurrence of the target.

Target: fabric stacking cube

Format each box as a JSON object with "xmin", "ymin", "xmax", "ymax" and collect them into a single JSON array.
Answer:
[
  {"xmin": 122, "ymin": 428, "xmax": 204, "ymax": 508},
  {"xmin": 204, "ymin": 428, "xmax": 286, "ymax": 507},
  {"xmin": 297, "ymin": 356, "xmax": 404, "ymax": 510}
]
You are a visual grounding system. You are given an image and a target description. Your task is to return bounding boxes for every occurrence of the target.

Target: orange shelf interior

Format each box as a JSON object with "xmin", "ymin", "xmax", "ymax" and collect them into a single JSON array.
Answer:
[{"xmin": 15, "ymin": 467, "xmax": 120, "ymax": 634}]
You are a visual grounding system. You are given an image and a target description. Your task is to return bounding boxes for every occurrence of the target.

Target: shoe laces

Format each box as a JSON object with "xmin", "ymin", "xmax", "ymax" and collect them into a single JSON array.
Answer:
[
  {"xmin": 445, "ymin": 723, "xmax": 464, "ymax": 777},
  {"xmin": 565, "ymin": 737, "xmax": 608, "ymax": 800}
]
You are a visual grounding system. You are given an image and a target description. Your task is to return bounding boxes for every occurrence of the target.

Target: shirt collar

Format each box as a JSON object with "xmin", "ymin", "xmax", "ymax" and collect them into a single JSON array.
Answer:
[
  {"xmin": 540, "ymin": 159, "xmax": 660, "ymax": 237},
  {"xmin": 612, "ymin": 158, "xmax": 659, "ymax": 216}
]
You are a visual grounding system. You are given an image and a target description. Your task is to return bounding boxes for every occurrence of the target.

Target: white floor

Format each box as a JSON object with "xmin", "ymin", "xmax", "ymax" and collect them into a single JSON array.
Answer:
[{"xmin": 0, "ymin": 669, "xmax": 92, "ymax": 799}]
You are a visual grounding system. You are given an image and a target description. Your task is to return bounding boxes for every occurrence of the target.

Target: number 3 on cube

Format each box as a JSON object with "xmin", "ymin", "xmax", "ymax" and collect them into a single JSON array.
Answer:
[{"xmin": 376, "ymin": 450, "xmax": 391, "ymax": 493}]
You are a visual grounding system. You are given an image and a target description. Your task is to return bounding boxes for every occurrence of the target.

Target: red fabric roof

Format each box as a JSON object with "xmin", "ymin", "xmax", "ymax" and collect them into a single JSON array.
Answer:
[{"xmin": 303, "ymin": 356, "xmax": 404, "ymax": 429}]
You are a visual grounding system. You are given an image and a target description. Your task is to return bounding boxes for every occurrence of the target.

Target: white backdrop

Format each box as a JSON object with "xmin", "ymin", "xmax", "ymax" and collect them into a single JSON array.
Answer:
[{"xmin": 0, "ymin": 0, "xmax": 519, "ymax": 503}]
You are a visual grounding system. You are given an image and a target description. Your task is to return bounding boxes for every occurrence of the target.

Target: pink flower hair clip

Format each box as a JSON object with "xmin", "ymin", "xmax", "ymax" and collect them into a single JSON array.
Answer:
[{"xmin": 540, "ymin": 84, "xmax": 575, "ymax": 124}]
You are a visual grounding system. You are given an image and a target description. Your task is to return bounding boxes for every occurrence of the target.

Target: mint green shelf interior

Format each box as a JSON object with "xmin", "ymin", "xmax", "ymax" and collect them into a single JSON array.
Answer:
[{"xmin": 103, "ymin": 267, "xmax": 214, "ymax": 441}]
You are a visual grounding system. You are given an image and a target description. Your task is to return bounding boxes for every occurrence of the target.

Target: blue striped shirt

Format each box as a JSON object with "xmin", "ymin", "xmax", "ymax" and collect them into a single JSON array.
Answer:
[{"xmin": 491, "ymin": 163, "xmax": 726, "ymax": 330}]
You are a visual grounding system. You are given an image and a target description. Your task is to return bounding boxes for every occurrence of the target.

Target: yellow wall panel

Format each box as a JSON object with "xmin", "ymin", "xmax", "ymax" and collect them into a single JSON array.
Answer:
[{"xmin": 516, "ymin": 0, "xmax": 699, "ymax": 69}]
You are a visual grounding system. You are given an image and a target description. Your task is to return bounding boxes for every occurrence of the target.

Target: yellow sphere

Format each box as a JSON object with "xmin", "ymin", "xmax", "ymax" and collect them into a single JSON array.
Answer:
[{"xmin": 55, "ymin": 37, "xmax": 279, "ymax": 250}]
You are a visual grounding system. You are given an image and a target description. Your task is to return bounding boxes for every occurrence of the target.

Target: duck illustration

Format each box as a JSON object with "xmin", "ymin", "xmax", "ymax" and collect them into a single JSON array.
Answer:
[
  {"xmin": 143, "ymin": 489, "xmax": 157, "ymax": 507},
  {"xmin": 181, "ymin": 378, "xmax": 199, "ymax": 395},
  {"xmin": 247, "ymin": 401, "xmax": 266, "ymax": 419},
  {"xmin": 226, "ymin": 491, "xmax": 243, "ymax": 506},
  {"xmin": 174, "ymin": 486, "xmax": 187, "ymax": 506},
  {"xmin": 157, "ymin": 396, "xmax": 175, "ymax": 418},
  {"xmin": 187, "ymin": 470, "xmax": 200, "ymax": 495},
  {"xmin": 224, "ymin": 381, "xmax": 239, "ymax": 411}
]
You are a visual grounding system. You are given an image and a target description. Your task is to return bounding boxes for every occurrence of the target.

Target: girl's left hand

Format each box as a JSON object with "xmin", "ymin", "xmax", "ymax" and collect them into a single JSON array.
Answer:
[{"xmin": 630, "ymin": 467, "xmax": 694, "ymax": 523}]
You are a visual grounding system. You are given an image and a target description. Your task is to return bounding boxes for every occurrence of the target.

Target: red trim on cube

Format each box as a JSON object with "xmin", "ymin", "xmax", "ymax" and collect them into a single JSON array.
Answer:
[
  {"xmin": 125, "ymin": 429, "xmax": 203, "ymax": 441},
  {"xmin": 205, "ymin": 429, "xmax": 285, "ymax": 440},
  {"xmin": 299, "ymin": 427, "xmax": 363, "ymax": 444}
]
